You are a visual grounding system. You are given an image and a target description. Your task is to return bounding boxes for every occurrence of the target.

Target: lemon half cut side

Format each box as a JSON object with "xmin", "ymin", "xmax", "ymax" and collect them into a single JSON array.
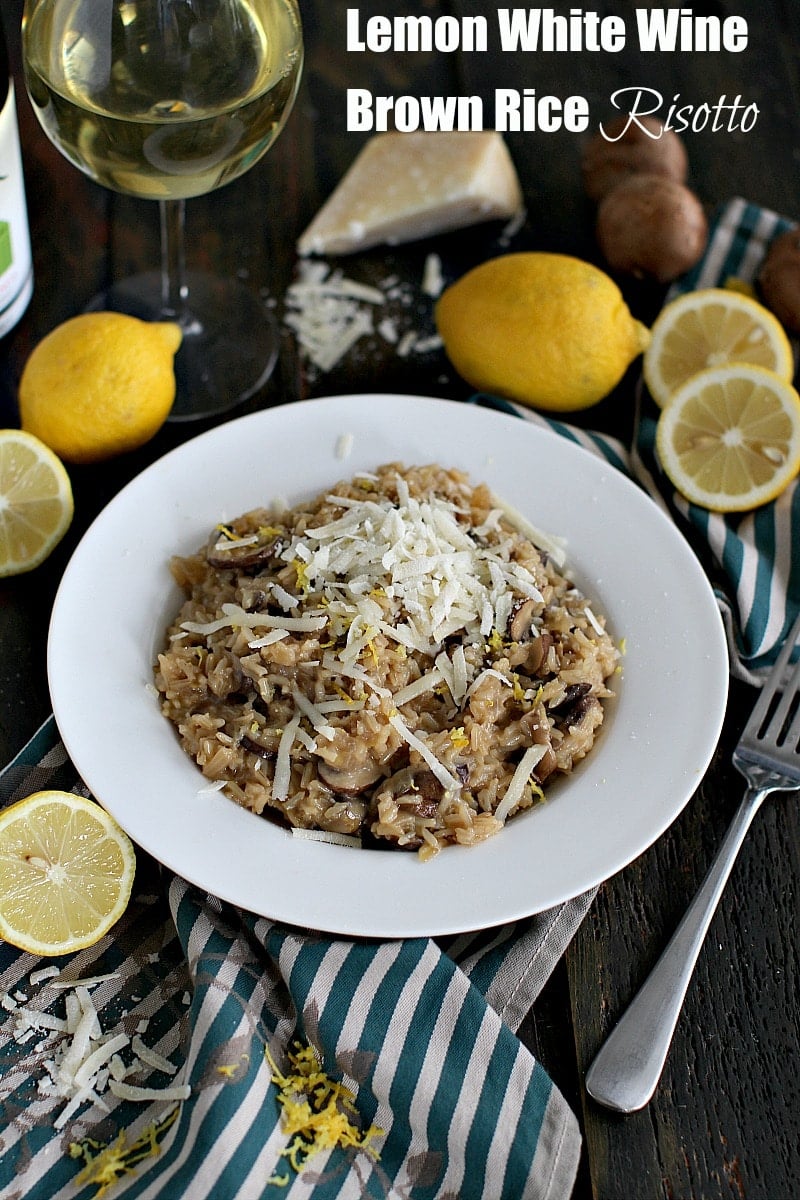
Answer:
[
  {"xmin": 0, "ymin": 429, "xmax": 74, "ymax": 576},
  {"xmin": 643, "ymin": 287, "xmax": 794, "ymax": 409},
  {"xmin": 0, "ymin": 790, "xmax": 136, "ymax": 956},
  {"xmin": 655, "ymin": 364, "xmax": 800, "ymax": 512}
]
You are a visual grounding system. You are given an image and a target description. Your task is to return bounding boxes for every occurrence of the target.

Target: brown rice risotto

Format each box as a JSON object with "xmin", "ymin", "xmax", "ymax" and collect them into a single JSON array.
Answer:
[{"xmin": 155, "ymin": 463, "xmax": 619, "ymax": 857}]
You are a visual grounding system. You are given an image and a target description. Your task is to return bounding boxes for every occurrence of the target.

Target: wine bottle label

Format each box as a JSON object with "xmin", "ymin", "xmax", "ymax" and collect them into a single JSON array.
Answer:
[{"xmin": 0, "ymin": 81, "xmax": 33, "ymax": 336}]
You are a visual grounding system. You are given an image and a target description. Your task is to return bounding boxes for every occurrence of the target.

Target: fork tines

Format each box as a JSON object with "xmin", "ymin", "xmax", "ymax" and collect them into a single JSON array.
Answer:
[{"xmin": 741, "ymin": 608, "xmax": 800, "ymax": 756}]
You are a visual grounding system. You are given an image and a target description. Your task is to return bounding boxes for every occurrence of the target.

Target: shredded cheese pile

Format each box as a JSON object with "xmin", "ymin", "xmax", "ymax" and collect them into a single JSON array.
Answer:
[
  {"xmin": 266, "ymin": 1041, "xmax": 383, "ymax": 1185},
  {"xmin": 183, "ymin": 479, "xmax": 553, "ymax": 668},
  {"xmin": 2, "ymin": 969, "xmax": 189, "ymax": 1130},
  {"xmin": 279, "ymin": 477, "xmax": 544, "ymax": 661},
  {"xmin": 283, "ymin": 259, "xmax": 443, "ymax": 374}
]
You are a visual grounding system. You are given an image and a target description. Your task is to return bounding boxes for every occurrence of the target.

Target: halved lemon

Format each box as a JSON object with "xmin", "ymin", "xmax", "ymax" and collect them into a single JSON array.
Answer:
[
  {"xmin": 644, "ymin": 288, "xmax": 794, "ymax": 408},
  {"xmin": 655, "ymin": 364, "xmax": 800, "ymax": 512},
  {"xmin": 0, "ymin": 429, "xmax": 73, "ymax": 576},
  {"xmin": 0, "ymin": 790, "xmax": 136, "ymax": 956}
]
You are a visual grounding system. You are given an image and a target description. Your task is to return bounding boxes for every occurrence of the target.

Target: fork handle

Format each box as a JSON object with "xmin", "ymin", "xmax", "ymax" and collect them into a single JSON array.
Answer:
[{"xmin": 585, "ymin": 785, "xmax": 768, "ymax": 1113}]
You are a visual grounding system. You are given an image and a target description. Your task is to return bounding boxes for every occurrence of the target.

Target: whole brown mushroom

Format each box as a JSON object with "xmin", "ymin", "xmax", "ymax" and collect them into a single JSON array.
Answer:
[
  {"xmin": 582, "ymin": 115, "xmax": 689, "ymax": 202},
  {"xmin": 758, "ymin": 227, "xmax": 800, "ymax": 333},
  {"xmin": 596, "ymin": 174, "xmax": 708, "ymax": 284}
]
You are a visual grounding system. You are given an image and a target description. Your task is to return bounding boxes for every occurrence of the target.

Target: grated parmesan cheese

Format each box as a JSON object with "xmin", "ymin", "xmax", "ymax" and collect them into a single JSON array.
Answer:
[
  {"xmin": 284, "ymin": 260, "xmax": 383, "ymax": 374},
  {"xmin": 388, "ymin": 711, "xmax": 462, "ymax": 794},
  {"xmin": 493, "ymin": 744, "xmax": 549, "ymax": 823},
  {"xmin": 131, "ymin": 1035, "xmax": 179, "ymax": 1076},
  {"xmin": 584, "ymin": 605, "xmax": 605, "ymax": 637},
  {"xmin": 282, "ymin": 258, "xmax": 444, "ymax": 377},
  {"xmin": 273, "ymin": 713, "xmax": 302, "ymax": 802},
  {"xmin": 181, "ymin": 602, "xmax": 326, "ymax": 637},
  {"xmin": 392, "ymin": 668, "xmax": 443, "ymax": 708},
  {"xmin": 278, "ymin": 485, "xmax": 544, "ymax": 659},
  {"xmin": 422, "ymin": 252, "xmax": 444, "ymax": 297},
  {"xmin": 493, "ymin": 494, "xmax": 567, "ymax": 568},
  {"xmin": 109, "ymin": 1080, "xmax": 191, "ymax": 1103},
  {"xmin": 8, "ymin": 970, "xmax": 188, "ymax": 1127},
  {"xmin": 291, "ymin": 828, "xmax": 363, "ymax": 848},
  {"xmin": 247, "ymin": 629, "xmax": 290, "ymax": 649},
  {"xmin": 30, "ymin": 966, "xmax": 61, "ymax": 985}
]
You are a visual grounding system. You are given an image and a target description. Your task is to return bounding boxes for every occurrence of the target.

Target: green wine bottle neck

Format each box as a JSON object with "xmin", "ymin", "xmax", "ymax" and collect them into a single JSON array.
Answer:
[{"xmin": 0, "ymin": 14, "xmax": 33, "ymax": 339}]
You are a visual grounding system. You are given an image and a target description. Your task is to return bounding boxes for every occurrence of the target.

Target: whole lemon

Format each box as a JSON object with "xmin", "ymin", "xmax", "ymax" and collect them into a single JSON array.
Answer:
[
  {"xmin": 19, "ymin": 312, "xmax": 182, "ymax": 464},
  {"xmin": 435, "ymin": 252, "xmax": 650, "ymax": 411}
]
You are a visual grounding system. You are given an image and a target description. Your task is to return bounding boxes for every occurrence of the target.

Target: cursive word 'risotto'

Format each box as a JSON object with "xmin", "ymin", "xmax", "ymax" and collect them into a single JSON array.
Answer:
[{"xmin": 155, "ymin": 464, "xmax": 619, "ymax": 857}]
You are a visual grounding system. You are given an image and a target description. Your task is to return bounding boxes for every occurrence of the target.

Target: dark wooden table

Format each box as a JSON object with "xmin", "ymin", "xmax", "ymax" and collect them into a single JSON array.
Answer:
[{"xmin": 3, "ymin": 2, "xmax": 800, "ymax": 1196}]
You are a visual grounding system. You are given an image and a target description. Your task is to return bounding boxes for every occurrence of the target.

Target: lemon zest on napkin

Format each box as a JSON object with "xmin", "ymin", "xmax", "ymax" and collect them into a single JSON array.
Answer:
[
  {"xmin": 266, "ymin": 1041, "xmax": 383, "ymax": 1184},
  {"xmin": 67, "ymin": 1106, "xmax": 180, "ymax": 1197},
  {"xmin": 216, "ymin": 1052, "xmax": 250, "ymax": 1079}
]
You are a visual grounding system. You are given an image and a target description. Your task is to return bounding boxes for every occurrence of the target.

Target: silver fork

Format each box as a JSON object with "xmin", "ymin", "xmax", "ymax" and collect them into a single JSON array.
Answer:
[{"xmin": 585, "ymin": 609, "xmax": 800, "ymax": 1113}]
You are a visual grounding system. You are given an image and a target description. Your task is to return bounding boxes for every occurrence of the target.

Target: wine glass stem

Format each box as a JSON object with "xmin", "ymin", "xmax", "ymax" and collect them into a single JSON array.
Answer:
[{"xmin": 159, "ymin": 198, "xmax": 189, "ymax": 323}]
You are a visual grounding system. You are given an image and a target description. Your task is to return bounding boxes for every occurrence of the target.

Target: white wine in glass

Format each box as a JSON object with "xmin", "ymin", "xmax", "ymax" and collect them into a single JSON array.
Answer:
[{"xmin": 22, "ymin": 0, "xmax": 303, "ymax": 419}]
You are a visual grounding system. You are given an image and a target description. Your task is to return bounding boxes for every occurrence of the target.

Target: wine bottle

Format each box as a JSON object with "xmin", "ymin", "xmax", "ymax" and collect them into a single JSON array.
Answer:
[{"xmin": 0, "ymin": 18, "xmax": 32, "ymax": 336}]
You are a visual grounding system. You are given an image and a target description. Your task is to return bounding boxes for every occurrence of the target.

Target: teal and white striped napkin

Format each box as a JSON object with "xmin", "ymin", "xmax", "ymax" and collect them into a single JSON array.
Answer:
[
  {"xmin": 479, "ymin": 197, "xmax": 800, "ymax": 684},
  {"xmin": 0, "ymin": 715, "xmax": 586, "ymax": 1200}
]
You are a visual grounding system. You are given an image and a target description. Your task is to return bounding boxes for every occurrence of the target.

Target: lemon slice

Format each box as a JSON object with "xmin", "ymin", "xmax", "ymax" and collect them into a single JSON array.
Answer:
[
  {"xmin": 655, "ymin": 364, "xmax": 800, "ymax": 511},
  {"xmin": 644, "ymin": 288, "xmax": 794, "ymax": 408},
  {"xmin": 0, "ymin": 790, "xmax": 136, "ymax": 956},
  {"xmin": 0, "ymin": 429, "xmax": 74, "ymax": 576}
]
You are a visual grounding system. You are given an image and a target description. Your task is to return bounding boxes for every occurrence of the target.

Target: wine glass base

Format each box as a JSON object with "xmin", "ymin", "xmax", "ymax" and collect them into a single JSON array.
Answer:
[{"xmin": 86, "ymin": 271, "xmax": 279, "ymax": 422}]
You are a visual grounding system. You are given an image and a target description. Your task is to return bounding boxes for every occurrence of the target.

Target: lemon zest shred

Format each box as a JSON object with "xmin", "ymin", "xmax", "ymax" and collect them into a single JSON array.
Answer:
[
  {"xmin": 293, "ymin": 560, "xmax": 311, "ymax": 594},
  {"xmin": 487, "ymin": 628, "xmax": 506, "ymax": 654},
  {"xmin": 217, "ymin": 1061, "xmax": 244, "ymax": 1079},
  {"xmin": 68, "ymin": 1106, "xmax": 180, "ymax": 1198},
  {"xmin": 266, "ymin": 1041, "xmax": 383, "ymax": 1185},
  {"xmin": 449, "ymin": 727, "xmax": 469, "ymax": 750},
  {"xmin": 215, "ymin": 524, "xmax": 240, "ymax": 541},
  {"xmin": 267, "ymin": 1167, "xmax": 292, "ymax": 1187}
]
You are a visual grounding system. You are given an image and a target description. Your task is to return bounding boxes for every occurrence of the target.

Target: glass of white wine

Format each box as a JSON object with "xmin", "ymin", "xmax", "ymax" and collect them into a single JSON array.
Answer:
[{"xmin": 22, "ymin": 0, "xmax": 303, "ymax": 420}]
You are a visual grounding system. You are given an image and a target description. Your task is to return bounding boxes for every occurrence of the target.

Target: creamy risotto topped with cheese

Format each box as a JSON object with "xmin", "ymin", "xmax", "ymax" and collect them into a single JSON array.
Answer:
[{"xmin": 155, "ymin": 464, "xmax": 619, "ymax": 857}]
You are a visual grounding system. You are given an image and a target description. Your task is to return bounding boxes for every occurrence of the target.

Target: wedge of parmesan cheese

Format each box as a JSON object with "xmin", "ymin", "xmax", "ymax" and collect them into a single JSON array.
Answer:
[{"xmin": 297, "ymin": 132, "xmax": 523, "ymax": 256}]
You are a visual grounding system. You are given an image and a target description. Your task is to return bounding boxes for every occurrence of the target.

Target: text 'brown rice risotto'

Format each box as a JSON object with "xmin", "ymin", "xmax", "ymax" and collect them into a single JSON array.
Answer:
[{"xmin": 154, "ymin": 464, "xmax": 619, "ymax": 857}]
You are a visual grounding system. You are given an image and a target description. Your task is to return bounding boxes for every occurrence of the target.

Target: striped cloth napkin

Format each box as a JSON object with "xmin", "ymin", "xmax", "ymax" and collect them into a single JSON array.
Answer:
[
  {"xmin": 480, "ymin": 196, "xmax": 800, "ymax": 684},
  {"xmin": 0, "ymin": 714, "xmax": 587, "ymax": 1200}
]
